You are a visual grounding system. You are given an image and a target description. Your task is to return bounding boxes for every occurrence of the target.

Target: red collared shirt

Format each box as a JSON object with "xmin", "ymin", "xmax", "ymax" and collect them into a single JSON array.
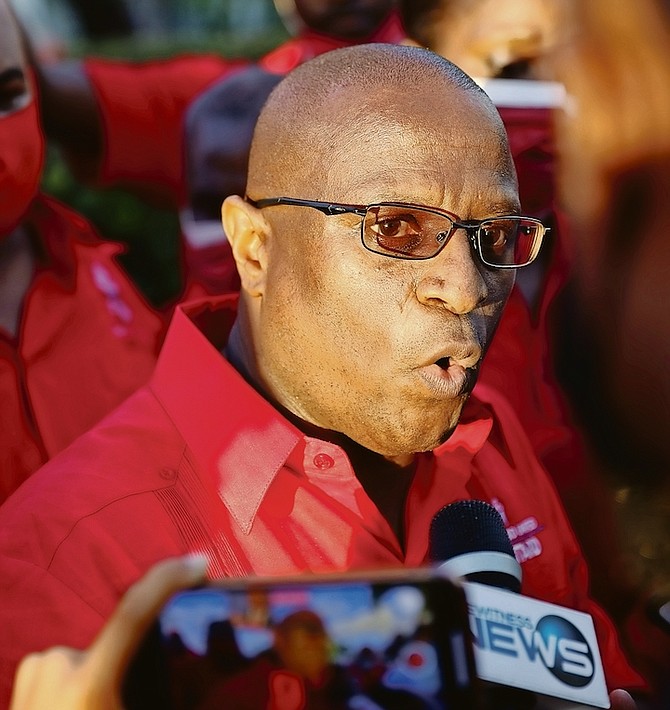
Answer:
[
  {"xmin": 259, "ymin": 13, "xmax": 407, "ymax": 75},
  {"xmin": 0, "ymin": 195, "xmax": 163, "ymax": 502},
  {"xmin": 0, "ymin": 296, "xmax": 642, "ymax": 705}
]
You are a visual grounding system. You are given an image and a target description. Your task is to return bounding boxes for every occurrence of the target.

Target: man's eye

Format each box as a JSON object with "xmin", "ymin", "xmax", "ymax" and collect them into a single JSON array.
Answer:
[
  {"xmin": 369, "ymin": 216, "xmax": 423, "ymax": 254},
  {"xmin": 373, "ymin": 216, "xmax": 416, "ymax": 238},
  {"xmin": 482, "ymin": 224, "xmax": 511, "ymax": 253},
  {"xmin": 0, "ymin": 70, "xmax": 29, "ymax": 114}
]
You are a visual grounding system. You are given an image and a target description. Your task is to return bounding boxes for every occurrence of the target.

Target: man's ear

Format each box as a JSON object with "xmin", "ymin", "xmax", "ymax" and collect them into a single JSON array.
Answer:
[{"xmin": 222, "ymin": 195, "xmax": 269, "ymax": 297}]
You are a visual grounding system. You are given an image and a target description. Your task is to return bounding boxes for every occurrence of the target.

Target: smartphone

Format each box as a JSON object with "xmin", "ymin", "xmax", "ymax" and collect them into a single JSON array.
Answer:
[{"xmin": 122, "ymin": 566, "xmax": 483, "ymax": 710}]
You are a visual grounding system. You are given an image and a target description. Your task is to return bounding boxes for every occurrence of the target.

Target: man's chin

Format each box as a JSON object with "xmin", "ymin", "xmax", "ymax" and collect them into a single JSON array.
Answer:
[{"xmin": 376, "ymin": 421, "xmax": 462, "ymax": 458}]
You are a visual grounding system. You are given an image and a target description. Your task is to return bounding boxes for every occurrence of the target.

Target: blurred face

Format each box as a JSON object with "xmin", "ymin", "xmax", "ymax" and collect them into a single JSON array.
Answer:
[
  {"xmin": 254, "ymin": 87, "xmax": 518, "ymax": 457},
  {"xmin": 428, "ymin": 0, "xmax": 562, "ymax": 79},
  {"xmin": 276, "ymin": 625, "xmax": 330, "ymax": 683},
  {"xmin": 0, "ymin": 0, "xmax": 44, "ymax": 236},
  {"xmin": 287, "ymin": 0, "xmax": 395, "ymax": 39}
]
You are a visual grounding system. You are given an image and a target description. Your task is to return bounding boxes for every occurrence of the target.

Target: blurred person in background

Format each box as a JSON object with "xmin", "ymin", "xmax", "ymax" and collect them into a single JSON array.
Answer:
[
  {"xmin": 0, "ymin": 0, "xmax": 164, "ymax": 504},
  {"xmin": 0, "ymin": 0, "xmax": 403, "ymax": 501},
  {"xmin": 399, "ymin": 0, "xmax": 640, "ymax": 629},
  {"xmin": 548, "ymin": 0, "xmax": 670, "ymax": 704},
  {"xmin": 34, "ymin": 0, "xmax": 404, "ymax": 298}
]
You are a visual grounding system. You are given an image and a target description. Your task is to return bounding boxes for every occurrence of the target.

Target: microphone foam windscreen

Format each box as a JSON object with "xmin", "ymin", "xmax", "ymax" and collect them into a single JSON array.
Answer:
[{"xmin": 429, "ymin": 499, "xmax": 515, "ymax": 562}]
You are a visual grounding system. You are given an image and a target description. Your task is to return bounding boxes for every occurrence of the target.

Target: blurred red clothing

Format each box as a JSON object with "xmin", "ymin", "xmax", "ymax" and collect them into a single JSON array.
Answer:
[
  {"xmin": 83, "ymin": 54, "xmax": 247, "ymax": 205},
  {"xmin": 0, "ymin": 195, "xmax": 164, "ymax": 502},
  {"xmin": 0, "ymin": 296, "xmax": 643, "ymax": 707},
  {"xmin": 83, "ymin": 13, "xmax": 406, "ymax": 207}
]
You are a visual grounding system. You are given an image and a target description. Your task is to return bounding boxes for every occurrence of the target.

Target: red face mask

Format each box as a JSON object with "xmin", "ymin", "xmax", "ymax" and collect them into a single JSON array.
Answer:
[{"xmin": 0, "ymin": 94, "xmax": 45, "ymax": 238}]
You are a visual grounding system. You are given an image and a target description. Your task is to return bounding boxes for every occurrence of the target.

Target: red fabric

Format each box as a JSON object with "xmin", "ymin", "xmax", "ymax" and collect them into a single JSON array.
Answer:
[
  {"xmin": 84, "ymin": 54, "xmax": 247, "ymax": 204},
  {"xmin": 83, "ymin": 17, "xmax": 405, "ymax": 210},
  {"xmin": 0, "ymin": 195, "xmax": 164, "ymax": 503},
  {"xmin": 260, "ymin": 13, "xmax": 407, "ymax": 74},
  {"xmin": 0, "ymin": 296, "xmax": 643, "ymax": 705},
  {"xmin": 480, "ymin": 107, "xmax": 579, "ymax": 480},
  {"xmin": 0, "ymin": 94, "xmax": 44, "ymax": 236}
]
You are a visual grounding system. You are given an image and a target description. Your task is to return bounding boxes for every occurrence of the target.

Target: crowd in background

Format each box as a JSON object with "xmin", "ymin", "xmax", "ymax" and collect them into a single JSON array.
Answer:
[{"xmin": 2, "ymin": 0, "xmax": 670, "ymax": 707}]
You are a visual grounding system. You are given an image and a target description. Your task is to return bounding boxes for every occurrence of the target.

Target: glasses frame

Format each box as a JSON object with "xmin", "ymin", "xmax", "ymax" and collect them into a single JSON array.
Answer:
[{"xmin": 247, "ymin": 196, "xmax": 548, "ymax": 268}]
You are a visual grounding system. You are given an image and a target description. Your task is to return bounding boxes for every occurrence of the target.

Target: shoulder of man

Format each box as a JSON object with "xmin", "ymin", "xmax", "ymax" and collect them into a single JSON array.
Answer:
[{"xmin": 0, "ymin": 385, "xmax": 185, "ymax": 564}]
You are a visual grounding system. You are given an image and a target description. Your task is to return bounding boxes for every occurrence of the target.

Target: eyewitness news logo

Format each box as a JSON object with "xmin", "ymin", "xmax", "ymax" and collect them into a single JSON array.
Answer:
[
  {"xmin": 462, "ymin": 582, "xmax": 609, "ymax": 708},
  {"xmin": 470, "ymin": 606, "xmax": 595, "ymax": 687}
]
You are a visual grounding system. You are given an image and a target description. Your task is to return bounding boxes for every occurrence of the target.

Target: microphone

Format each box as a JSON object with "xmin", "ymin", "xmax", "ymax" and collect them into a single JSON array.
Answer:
[
  {"xmin": 430, "ymin": 500, "xmax": 533, "ymax": 709},
  {"xmin": 429, "ymin": 499, "xmax": 522, "ymax": 592},
  {"xmin": 429, "ymin": 500, "xmax": 610, "ymax": 709}
]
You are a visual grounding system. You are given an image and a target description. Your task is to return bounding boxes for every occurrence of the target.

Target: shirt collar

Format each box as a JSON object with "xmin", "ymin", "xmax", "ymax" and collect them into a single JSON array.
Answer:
[
  {"xmin": 150, "ymin": 296, "xmax": 302, "ymax": 534},
  {"xmin": 435, "ymin": 393, "xmax": 494, "ymax": 457}
]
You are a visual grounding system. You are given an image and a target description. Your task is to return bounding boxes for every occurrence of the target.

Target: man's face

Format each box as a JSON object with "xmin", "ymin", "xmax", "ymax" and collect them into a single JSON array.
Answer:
[
  {"xmin": 0, "ymin": 0, "xmax": 44, "ymax": 238},
  {"xmin": 254, "ymin": 87, "xmax": 518, "ymax": 458},
  {"xmin": 290, "ymin": 0, "xmax": 395, "ymax": 40},
  {"xmin": 0, "ymin": 0, "xmax": 31, "ymax": 113},
  {"xmin": 429, "ymin": 0, "xmax": 562, "ymax": 79}
]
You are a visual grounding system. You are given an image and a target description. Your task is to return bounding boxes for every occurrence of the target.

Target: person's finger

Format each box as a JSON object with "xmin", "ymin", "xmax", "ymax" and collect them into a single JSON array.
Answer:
[
  {"xmin": 84, "ymin": 554, "xmax": 209, "ymax": 692},
  {"xmin": 608, "ymin": 688, "xmax": 638, "ymax": 710},
  {"xmin": 10, "ymin": 647, "xmax": 86, "ymax": 709}
]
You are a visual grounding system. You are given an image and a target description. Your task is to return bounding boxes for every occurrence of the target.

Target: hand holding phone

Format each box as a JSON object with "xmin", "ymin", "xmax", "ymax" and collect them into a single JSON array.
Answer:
[
  {"xmin": 9, "ymin": 555, "xmax": 209, "ymax": 710},
  {"xmin": 122, "ymin": 567, "xmax": 481, "ymax": 710}
]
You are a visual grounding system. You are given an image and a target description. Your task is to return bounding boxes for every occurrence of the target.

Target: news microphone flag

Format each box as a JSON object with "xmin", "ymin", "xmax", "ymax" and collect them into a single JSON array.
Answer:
[
  {"xmin": 463, "ymin": 581, "xmax": 609, "ymax": 708},
  {"xmin": 430, "ymin": 500, "xmax": 610, "ymax": 708}
]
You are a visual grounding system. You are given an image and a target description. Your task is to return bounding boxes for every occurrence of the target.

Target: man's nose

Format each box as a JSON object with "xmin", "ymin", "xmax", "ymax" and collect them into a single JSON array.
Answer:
[{"xmin": 415, "ymin": 232, "xmax": 488, "ymax": 314}]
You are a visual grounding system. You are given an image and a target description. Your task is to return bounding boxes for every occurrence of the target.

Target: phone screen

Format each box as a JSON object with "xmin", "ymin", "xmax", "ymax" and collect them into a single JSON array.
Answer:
[{"xmin": 123, "ymin": 571, "xmax": 480, "ymax": 710}]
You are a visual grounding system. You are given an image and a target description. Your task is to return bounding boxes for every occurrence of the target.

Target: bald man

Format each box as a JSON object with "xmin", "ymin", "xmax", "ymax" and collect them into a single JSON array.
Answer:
[{"xmin": 0, "ymin": 44, "xmax": 644, "ymax": 704}]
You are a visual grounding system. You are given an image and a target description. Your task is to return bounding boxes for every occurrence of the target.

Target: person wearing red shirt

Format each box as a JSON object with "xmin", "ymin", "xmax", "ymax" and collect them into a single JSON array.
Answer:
[
  {"xmin": 0, "ymin": 0, "xmax": 163, "ymax": 504},
  {"xmin": 0, "ymin": 44, "xmax": 644, "ymax": 706},
  {"xmin": 37, "ymin": 0, "xmax": 404, "ymax": 209},
  {"xmin": 398, "ymin": 0, "xmax": 641, "ymax": 623},
  {"xmin": 0, "ymin": 0, "xmax": 401, "ymax": 499},
  {"xmin": 36, "ymin": 1, "xmax": 405, "ymax": 300}
]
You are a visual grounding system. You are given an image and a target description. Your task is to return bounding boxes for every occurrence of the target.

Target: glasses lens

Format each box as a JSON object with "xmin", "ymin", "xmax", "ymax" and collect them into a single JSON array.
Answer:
[
  {"xmin": 478, "ymin": 217, "xmax": 543, "ymax": 267},
  {"xmin": 363, "ymin": 205, "xmax": 454, "ymax": 259}
]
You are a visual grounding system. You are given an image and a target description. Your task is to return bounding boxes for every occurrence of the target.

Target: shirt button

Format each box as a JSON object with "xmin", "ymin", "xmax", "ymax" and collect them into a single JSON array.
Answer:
[
  {"xmin": 313, "ymin": 453, "xmax": 335, "ymax": 470},
  {"xmin": 160, "ymin": 467, "xmax": 177, "ymax": 480}
]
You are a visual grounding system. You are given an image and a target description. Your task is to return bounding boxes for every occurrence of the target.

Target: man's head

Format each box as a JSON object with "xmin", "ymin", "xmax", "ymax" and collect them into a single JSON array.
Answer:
[
  {"xmin": 273, "ymin": 611, "xmax": 330, "ymax": 683},
  {"xmin": 273, "ymin": 0, "xmax": 396, "ymax": 41},
  {"xmin": 0, "ymin": 0, "xmax": 44, "ymax": 237},
  {"xmin": 223, "ymin": 44, "xmax": 527, "ymax": 459},
  {"xmin": 401, "ymin": 0, "xmax": 562, "ymax": 80}
]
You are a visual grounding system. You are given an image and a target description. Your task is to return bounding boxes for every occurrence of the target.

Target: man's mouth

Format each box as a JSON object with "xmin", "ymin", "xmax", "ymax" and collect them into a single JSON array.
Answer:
[
  {"xmin": 420, "ymin": 356, "xmax": 478, "ymax": 398},
  {"xmin": 436, "ymin": 356, "xmax": 452, "ymax": 371}
]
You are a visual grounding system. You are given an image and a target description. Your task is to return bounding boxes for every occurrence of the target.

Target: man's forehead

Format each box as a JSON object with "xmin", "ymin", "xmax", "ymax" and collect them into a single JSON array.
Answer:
[{"xmin": 317, "ymin": 89, "xmax": 511, "ymax": 174}]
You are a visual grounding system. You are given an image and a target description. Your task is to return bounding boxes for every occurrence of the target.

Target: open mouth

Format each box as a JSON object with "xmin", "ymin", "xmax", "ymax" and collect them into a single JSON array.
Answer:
[
  {"xmin": 420, "ymin": 357, "xmax": 477, "ymax": 398},
  {"xmin": 436, "ymin": 356, "xmax": 452, "ymax": 371}
]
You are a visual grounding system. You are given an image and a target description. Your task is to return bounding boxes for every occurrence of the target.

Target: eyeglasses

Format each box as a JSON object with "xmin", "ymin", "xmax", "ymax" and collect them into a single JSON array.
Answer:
[{"xmin": 247, "ymin": 197, "xmax": 548, "ymax": 268}]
